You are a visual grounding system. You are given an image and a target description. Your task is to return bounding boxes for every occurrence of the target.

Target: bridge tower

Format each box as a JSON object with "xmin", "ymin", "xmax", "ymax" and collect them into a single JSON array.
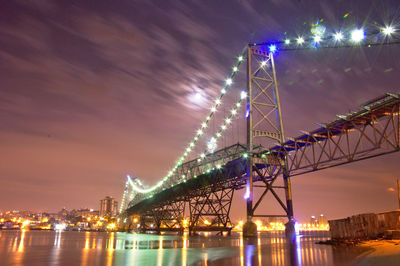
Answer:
[{"xmin": 243, "ymin": 44, "xmax": 295, "ymax": 237}]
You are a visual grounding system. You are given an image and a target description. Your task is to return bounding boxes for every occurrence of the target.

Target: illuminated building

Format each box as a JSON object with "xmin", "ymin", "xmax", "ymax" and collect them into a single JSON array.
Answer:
[
  {"xmin": 100, "ymin": 196, "xmax": 118, "ymax": 217},
  {"xmin": 319, "ymin": 214, "xmax": 327, "ymax": 225},
  {"xmin": 310, "ymin": 216, "xmax": 318, "ymax": 225}
]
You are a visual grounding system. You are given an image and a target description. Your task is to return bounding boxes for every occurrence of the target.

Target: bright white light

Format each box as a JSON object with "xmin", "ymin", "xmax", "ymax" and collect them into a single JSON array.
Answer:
[
  {"xmin": 333, "ymin": 32, "xmax": 343, "ymax": 41},
  {"xmin": 240, "ymin": 91, "xmax": 247, "ymax": 99},
  {"xmin": 382, "ymin": 26, "xmax": 395, "ymax": 36},
  {"xmin": 231, "ymin": 109, "xmax": 237, "ymax": 115},
  {"xmin": 221, "ymin": 125, "xmax": 227, "ymax": 130},
  {"xmin": 261, "ymin": 61, "xmax": 267, "ymax": 67},
  {"xmin": 269, "ymin": 44, "xmax": 277, "ymax": 53},
  {"xmin": 233, "ymin": 66, "xmax": 238, "ymax": 72},
  {"xmin": 189, "ymin": 142, "xmax": 194, "ymax": 147},
  {"xmin": 221, "ymin": 88, "xmax": 226, "ymax": 94},
  {"xmin": 238, "ymin": 56, "xmax": 244, "ymax": 62},
  {"xmin": 226, "ymin": 78, "xmax": 233, "ymax": 86},
  {"xmin": 313, "ymin": 35, "xmax": 321, "ymax": 43},
  {"xmin": 211, "ymin": 106, "xmax": 216, "ymax": 112},
  {"xmin": 225, "ymin": 118, "xmax": 231, "ymax": 124},
  {"xmin": 351, "ymin": 28, "xmax": 364, "ymax": 42},
  {"xmin": 55, "ymin": 224, "xmax": 66, "ymax": 231},
  {"xmin": 201, "ymin": 122, "xmax": 207, "ymax": 128},
  {"xmin": 297, "ymin": 37, "xmax": 304, "ymax": 45},
  {"xmin": 215, "ymin": 99, "xmax": 221, "ymax": 105},
  {"xmin": 197, "ymin": 129, "xmax": 203, "ymax": 135},
  {"xmin": 207, "ymin": 137, "xmax": 217, "ymax": 153},
  {"xmin": 284, "ymin": 39, "xmax": 290, "ymax": 45},
  {"xmin": 201, "ymin": 153, "xmax": 206, "ymax": 158},
  {"xmin": 216, "ymin": 132, "xmax": 221, "ymax": 138}
]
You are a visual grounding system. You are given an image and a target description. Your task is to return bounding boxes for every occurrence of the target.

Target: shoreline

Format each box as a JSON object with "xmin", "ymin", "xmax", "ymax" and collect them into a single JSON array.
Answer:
[{"xmin": 355, "ymin": 240, "xmax": 400, "ymax": 265}]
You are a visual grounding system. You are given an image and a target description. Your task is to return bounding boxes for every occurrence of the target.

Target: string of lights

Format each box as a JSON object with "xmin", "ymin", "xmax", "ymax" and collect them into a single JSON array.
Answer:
[
  {"xmin": 122, "ymin": 23, "xmax": 400, "ymax": 204},
  {"xmin": 200, "ymin": 91, "xmax": 247, "ymax": 160},
  {"xmin": 127, "ymin": 89, "xmax": 248, "ymax": 195},
  {"xmin": 251, "ymin": 25, "xmax": 399, "ymax": 52},
  {"xmin": 119, "ymin": 180, "xmax": 129, "ymax": 213},
  {"xmin": 125, "ymin": 48, "xmax": 248, "ymax": 194}
]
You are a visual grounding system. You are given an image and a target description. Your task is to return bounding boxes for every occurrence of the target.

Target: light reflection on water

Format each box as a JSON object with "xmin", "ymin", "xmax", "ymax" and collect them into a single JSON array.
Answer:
[{"xmin": 0, "ymin": 230, "xmax": 363, "ymax": 266}]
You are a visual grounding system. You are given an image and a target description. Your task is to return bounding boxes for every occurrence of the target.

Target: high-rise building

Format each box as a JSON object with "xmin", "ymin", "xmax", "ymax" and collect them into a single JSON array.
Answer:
[
  {"xmin": 310, "ymin": 215, "xmax": 318, "ymax": 225},
  {"xmin": 319, "ymin": 214, "xmax": 327, "ymax": 225},
  {"xmin": 100, "ymin": 196, "xmax": 118, "ymax": 217}
]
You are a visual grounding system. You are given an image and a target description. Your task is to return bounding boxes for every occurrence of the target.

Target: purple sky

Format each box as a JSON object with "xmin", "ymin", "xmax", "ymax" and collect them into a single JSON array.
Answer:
[{"xmin": 1, "ymin": 0, "xmax": 400, "ymax": 222}]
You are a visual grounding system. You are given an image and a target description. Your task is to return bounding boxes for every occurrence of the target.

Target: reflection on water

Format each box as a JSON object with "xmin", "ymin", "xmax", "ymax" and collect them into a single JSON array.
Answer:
[{"xmin": 0, "ymin": 230, "xmax": 363, "ymax": 266}]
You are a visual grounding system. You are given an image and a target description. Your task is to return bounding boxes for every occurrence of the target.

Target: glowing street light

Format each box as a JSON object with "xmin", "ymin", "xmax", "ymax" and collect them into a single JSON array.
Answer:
[
  {"xmin": 333, "ymin": 32, "xmax": 344, "ymax": 41},
  {"xmin": 296, "ymin": 37, "xmax": 305, "ymax": 45},
  {"xmin": 382, "ymin": 25, "xmax": 395, "ymax": 36},
  {"xmin": 313, "ymin": 35, "xmax": 322, "ymax": 43},
  {"xmin": 351, "ymin": 28, "xmax": 365, "ymax": 43}
]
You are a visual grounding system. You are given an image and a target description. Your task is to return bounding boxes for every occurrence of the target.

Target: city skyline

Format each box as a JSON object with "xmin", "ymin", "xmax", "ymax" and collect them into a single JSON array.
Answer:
[{"xmin": 1, "ymin": 0, "xmax": 400, "ymax": 223}]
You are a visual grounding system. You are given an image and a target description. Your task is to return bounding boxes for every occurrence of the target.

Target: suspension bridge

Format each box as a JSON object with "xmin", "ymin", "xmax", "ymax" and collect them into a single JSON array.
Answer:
[{"xmin": 117, "ymin": 24, "xmax": 400, "ymax": 237}]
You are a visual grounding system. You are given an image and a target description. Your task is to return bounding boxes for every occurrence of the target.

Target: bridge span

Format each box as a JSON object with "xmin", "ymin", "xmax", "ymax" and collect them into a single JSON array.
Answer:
[
  {"xmin": 118, "ymin": 28, "xmax": 400, "ymax": 236},
  {"xmin": 121, "ymin": 91, "xmax": 399, "ymax": 235}
]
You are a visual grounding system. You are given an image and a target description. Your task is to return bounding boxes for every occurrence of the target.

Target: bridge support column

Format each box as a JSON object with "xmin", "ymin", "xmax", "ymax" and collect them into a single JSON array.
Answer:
[
  {"xmin": 284, "ymin": 170, "xmax": 296, "ymax": 241},
  {"xmin": 243, "ymin": 44, "xmax": 258, "ymax": 238},
  {"xmin": 188, "ymin": 187, "xmax": 234, "ymax": 235}
]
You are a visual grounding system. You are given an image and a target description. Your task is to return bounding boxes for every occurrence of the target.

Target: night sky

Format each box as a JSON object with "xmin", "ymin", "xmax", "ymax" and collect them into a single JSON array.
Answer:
[{"xmin": 1, "ymin": 0, "xmax": 400, "ymax": 222}]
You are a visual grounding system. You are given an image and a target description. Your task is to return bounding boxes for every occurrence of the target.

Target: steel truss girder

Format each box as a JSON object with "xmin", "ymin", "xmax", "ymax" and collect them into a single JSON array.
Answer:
[
  {"xmin": 276, "ymin": 102, "xmax": 400, "ymax": 177},
  {"xmin": 128, "ymin": 143, "xmax": 247, "ymax": 206},
  {"xmin": 188, "ymin": 186, "xmax": 234, "ymax": 234},
  {"xmin": 138, "ymin": 200, "xmax": 185, "ymax": 233}
]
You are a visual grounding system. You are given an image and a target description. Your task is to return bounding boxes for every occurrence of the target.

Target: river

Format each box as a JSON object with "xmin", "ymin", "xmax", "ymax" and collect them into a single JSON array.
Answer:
[{"xmin": 0, "ymin": 230, "xmax": 365, "ymax": 265}]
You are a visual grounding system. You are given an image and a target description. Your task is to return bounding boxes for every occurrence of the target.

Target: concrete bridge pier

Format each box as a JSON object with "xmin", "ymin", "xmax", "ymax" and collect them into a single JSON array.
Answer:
[
  {"xmin": 242, "ymin": 220, "xmax": 257, "ymax": 237},
  {"xmin": 285, "ymin": 219, "xmax": 296, "ymax": 242}
]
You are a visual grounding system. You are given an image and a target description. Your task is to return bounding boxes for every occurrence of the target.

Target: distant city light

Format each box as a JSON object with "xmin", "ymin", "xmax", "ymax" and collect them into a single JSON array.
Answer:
[
  {"xmin": 284, "ymin": 39, "xmax": 290, "ymax": 45},
  {"xmin": 351, "ymin": 28, "xmax": 365, "ymax": 42}
]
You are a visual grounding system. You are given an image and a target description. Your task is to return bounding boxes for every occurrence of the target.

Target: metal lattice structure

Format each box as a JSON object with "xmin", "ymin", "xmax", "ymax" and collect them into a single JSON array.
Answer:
[
  {"xmin": 245, "ymin": 46, "xmax": 294, "ymax": 227},
  {"xmin": 119, "ymin": 41, "xmax": 400, "ymax": 235}
]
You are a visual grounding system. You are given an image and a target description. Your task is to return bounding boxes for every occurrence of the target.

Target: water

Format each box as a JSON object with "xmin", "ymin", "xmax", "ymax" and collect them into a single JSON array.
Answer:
[{"xmin": 0, "ymin": 230, "xmax": 366, "ymax": 265}]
